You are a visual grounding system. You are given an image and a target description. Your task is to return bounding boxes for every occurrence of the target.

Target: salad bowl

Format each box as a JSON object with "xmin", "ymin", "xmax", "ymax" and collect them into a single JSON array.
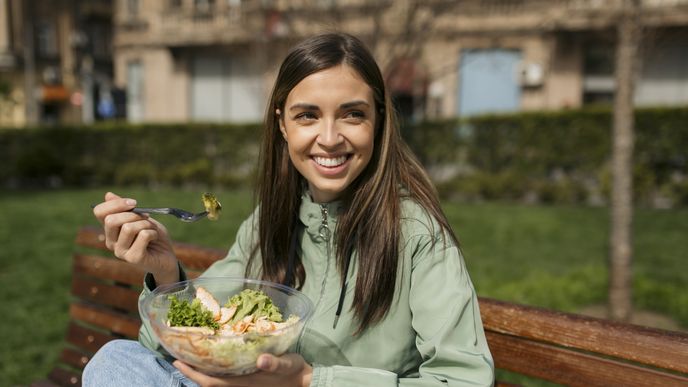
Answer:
[{"xmin": 140, "ymin": 277, "xmax": 314, "ymax": 376}]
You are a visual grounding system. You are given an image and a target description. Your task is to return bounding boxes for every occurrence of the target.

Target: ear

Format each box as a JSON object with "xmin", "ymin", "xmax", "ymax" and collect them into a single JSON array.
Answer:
[{"xmin": 276, "ymin": 109, "xmax": 287, "ymax": 140}]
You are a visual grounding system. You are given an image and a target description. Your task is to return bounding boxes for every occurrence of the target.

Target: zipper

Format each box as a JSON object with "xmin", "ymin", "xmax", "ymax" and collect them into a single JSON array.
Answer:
[
  {"xmin": 314, "ymin": 204, "xmax": 332, "ymax": 311},
  {"xmin": 296, "ymin": 204, "xmax": 332, "ymax": 352}
]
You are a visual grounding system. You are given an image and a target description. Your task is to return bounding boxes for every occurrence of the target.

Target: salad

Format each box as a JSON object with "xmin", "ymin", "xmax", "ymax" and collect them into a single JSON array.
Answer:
[
  {"xmin": 166, "ymin": 287, "xmax": 299, "ymax": 335},
  {"xmin": 201, "ymin": 193, "xmax": 222, "ymax": 221},
  {"xmin": 155, "ymin": 286, "xmax": 302, "ymax": 375}
]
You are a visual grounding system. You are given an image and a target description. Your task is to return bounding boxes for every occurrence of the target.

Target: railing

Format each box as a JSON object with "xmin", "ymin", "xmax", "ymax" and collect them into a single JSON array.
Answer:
[
  {"xmin": 113, "ymin": 0, "xmax": 688, "ymax": 45},
  {"xmin": 447, "ymin": 0, "xmax": 688, "ymax": 15}
]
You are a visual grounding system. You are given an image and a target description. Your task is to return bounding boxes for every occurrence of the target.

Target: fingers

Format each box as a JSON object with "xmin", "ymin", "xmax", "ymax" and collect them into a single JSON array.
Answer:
[
  {"xmin": 113, "ymin": 220, "xmax": 158, "ymax": 264},
  {"xmin": 102, "ymin": 211, "xmax": 146, "ymax": 251},
  {"xmin": 95, "ymin": 191, "xmax": 153, "ymax": 263},
  {"xmin": 256, "ymin": 354, "xmax": 280, "ymax": 373},
  {"xmin": 93, "ymin": 193, "xmax": 137, "ymax": 225},
  {"xmin": 174, "ymin": 355, "xmax": 310, "ymax": 387},
  {"xmin": 104, "ymin": 191, "xmax": 121, "ymax": 201},
  {"xmin": 256, "ymin": 353, "xmax": 306, "ymax": 377}
]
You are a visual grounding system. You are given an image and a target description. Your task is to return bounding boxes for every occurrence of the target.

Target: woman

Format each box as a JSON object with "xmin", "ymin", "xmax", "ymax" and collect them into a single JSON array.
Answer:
[{"xmin": 85, "ymin": 33, "xmax": 494, "ymax": 387}]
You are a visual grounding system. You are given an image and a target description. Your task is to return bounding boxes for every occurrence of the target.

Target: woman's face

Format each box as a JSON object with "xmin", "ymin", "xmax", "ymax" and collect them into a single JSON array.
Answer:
[{"xmin": 279, "ymin": 64, "xmax": 376, "ymax": 203}]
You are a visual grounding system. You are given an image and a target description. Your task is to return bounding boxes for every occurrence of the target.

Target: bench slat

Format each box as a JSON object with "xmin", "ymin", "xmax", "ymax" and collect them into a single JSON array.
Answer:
[
  {"xmin": 47, "ymin": 367, "xmax": 80, "ymax": 387},
  {"xmin": 69, "ymin": 302, "xmax": 140, "ymax": 339},
  {"xmin": 487, "ymin": 331, "xmax": 688, "ymax": 387},
  {"xmin": 58, "ymin": 347, "xmax": 91, "ymax": 371},
  {"xmin": 173, "ymin": 242, "xmax": 226, "ymax": 270},
  {"xmin": 480, "ymin": 297, "xmax": 688, "ymax": 375},
  {"xmin": 75, "ymin": 226, "xmax": 225, "ymax": 270},
  {"xmin": 66, "ymin": 322, "xmax": 119, "ymax": 354},
  {"xmin": 73, "ymin": 253, "xmax": 145, "ymax": 286},
  {"xmin": 29, "ymin": 379, "xmax": 61, "ymax": 387},
  {"xmin": 71, "ymin": 276, "xmax": 140, "ymax": 313}
]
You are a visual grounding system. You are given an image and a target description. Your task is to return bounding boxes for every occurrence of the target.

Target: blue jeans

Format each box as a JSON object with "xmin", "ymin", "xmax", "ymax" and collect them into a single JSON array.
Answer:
[{"xmin": 82, "ymin": 339, "xmax": 199, "ymax": 387}]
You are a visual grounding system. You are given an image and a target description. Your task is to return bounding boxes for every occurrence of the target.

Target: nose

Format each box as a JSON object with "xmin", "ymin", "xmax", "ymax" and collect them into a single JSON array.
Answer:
[{"xmin": 317, "ymin": 119, "xmax": 343, "ymax": 148}]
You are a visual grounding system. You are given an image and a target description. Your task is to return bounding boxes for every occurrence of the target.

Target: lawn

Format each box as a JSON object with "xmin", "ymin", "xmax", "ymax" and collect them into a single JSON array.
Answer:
[{"xmin": 1, "ymin": 187, "xmax": 686, "ymax": 386}]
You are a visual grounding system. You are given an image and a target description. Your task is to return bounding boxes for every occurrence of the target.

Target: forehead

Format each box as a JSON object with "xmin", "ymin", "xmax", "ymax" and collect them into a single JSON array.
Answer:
[{"xmin": 286, "ymin": 64, "xmax": 373, "ymax": 105}]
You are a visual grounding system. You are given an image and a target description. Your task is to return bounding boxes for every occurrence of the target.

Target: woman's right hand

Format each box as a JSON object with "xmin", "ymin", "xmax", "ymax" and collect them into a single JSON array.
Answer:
[{"xmin": 92, "ymin": 192, "xmax": 180, "ymax": 286}]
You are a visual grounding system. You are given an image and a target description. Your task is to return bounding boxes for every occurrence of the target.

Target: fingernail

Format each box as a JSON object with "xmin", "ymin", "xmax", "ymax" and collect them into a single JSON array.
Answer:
[
  {"xmin": 258, "ymin": 356, "xmax": 271, "ymax": 369},
  {"xmin": 125, "ymin": 199, "xmax": 137, "ymax": 206}
]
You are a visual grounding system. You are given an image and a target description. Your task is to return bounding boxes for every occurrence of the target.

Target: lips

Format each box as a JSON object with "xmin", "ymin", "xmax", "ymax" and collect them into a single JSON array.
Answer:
[{"xmin": 313, "ymin": 155, "xmax": 349, "ymax": 168}]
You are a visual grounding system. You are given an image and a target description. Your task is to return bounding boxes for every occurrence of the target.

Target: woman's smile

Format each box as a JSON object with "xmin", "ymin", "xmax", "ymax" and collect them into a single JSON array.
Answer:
[
  {"xmin": 313, "ymin": 154, "xmax": 349, "ymax": 168},
  {"xmin": 312, "ymin": 154, "xmax": 352, "ymax": 177}
]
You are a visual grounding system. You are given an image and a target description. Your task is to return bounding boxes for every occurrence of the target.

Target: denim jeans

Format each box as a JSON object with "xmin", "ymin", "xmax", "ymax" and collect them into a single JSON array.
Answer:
[{"xmin": 82, "ymin": 339, "xmax": 199, "ymax": 387}]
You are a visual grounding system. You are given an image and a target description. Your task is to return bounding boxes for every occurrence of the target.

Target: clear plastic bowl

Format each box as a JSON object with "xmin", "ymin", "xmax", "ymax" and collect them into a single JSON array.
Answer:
[{"xmin": 140, "ymin": 277, "xmax": 314, "ymax": 376}]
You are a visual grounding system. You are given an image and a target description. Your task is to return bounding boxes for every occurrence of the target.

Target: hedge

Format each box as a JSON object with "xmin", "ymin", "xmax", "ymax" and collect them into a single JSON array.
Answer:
[
  {"xmin": 2, "ymin": 106, "xmax": 687, "ymax": 207},
  {"xmin": 424, "ymin": 107, "xmax": 688, "ymax": 207},
  {"xmin": 1, "ymin": 122, "xmax": 262, "ymax": 189}
]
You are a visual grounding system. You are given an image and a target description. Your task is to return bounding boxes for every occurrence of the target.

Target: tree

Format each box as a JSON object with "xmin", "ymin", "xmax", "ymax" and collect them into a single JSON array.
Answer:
[{"xmin": 609, "ymin": 0, "xmax": 642, "ymax": 322}]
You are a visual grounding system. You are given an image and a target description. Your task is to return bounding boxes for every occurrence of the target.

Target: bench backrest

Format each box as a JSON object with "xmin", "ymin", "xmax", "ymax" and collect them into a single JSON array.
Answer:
[{"xmin": 48, "ymin": 226, "xmax": 688, "ymax": 386}]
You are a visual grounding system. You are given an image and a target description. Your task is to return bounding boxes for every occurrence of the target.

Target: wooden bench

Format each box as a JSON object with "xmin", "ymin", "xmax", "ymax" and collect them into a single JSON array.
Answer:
[{"xmin": 35, "ymin": 226, "xmax": 688, "ymax": 386}]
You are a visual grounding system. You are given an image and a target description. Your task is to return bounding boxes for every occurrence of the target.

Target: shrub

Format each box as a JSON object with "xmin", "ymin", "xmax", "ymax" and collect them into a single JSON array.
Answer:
[{"xmin": 1, "ymin": 106, "xmax": 686, "ymax": 208}]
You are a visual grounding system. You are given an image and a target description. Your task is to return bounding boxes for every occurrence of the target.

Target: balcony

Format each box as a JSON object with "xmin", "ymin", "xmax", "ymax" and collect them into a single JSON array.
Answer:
[
  {"xmin": 115, "ymin": 2, "xmax": 270, "ymax": 48},
  {"xmin": 429, "ymin": 0, "xmax": 688, "ymax": 35}
]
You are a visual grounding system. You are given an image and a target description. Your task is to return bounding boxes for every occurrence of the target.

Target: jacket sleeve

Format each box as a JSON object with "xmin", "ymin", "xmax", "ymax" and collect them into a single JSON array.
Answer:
[
  {"xmin": 137, "ymin": 213, "xmax": 258, "ymax": 354},
  {"xmin": 309, "ymin": 232, "xmax": 494, "ymax": 387}
]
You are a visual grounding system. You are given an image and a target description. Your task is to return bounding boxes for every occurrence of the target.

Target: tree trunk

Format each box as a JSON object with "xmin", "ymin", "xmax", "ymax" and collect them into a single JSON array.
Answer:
[{"xmin": 609, "ymin": 0, "xmax": 641, "ymax": 322}]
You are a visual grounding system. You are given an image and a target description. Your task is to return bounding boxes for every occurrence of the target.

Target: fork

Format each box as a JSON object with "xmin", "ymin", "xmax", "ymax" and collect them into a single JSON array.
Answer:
[
  {"xmin": 91, "ymin": 204, "xmax": 209, "ymax": 223},
  {"xmin": 131, "ymin": 207, "xmax": 209, "ymax": 222}
]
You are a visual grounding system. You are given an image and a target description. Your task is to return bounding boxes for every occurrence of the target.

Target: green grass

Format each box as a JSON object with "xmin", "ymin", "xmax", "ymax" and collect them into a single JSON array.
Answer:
[{"xmin": 1, "ymin": 188, "xmax": 686, "ymax": 386}]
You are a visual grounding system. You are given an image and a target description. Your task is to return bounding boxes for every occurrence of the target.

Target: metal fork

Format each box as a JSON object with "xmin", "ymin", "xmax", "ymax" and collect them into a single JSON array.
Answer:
[{"xmin": 130, "ymin": 207, "xmax": 209, "ymax": 222}]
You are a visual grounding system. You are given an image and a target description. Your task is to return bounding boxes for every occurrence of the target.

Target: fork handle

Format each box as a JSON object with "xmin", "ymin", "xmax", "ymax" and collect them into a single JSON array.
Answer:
[{"xmin": 131, "ymin": 207, "xmax": 173, "ymax": 215}]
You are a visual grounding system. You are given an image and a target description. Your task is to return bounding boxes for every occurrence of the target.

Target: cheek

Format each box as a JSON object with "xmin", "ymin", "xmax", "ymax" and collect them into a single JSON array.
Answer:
[
  {"xmin": 358, "ymin": 129, "xmax": 376, "ymax": 158},
  {"xmin": 284, "ymin": 134, "xmax": 311, "ymax": 163}
]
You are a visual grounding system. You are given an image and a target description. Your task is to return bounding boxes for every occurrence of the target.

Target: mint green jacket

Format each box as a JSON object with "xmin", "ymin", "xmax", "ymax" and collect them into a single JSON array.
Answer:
[{"xmin": 139, "ymin": 194, "xmax": 494, "ymax": 386}]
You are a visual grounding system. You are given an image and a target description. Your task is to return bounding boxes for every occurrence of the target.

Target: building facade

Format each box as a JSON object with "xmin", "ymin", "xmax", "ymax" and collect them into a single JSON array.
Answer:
[
  {"xmin": 0, "ymin": 0, "xmax": 114, "ymax": 127},
  {"xmin": 112, "ymin": 0, "xmax": 688, "ymax": 124},
  {"xmin": 3, "ymin": 0, "xmax": 687, "ymax": 126}
]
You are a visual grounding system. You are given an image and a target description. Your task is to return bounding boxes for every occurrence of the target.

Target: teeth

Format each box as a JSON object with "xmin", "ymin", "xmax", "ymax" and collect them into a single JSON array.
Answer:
[{"xmin": 314, "ymin": 155, "xmax": 347, "ymax": 167}]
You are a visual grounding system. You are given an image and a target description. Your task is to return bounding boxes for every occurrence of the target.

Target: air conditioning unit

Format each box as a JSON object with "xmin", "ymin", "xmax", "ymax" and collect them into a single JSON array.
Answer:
[{"xmin": 519, "ymin": 62, "xmax": 544, "ymax": 87}]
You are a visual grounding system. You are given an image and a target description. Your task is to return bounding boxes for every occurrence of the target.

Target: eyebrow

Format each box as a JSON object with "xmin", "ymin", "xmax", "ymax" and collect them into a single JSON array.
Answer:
[
  {"xmin": 288, "ymin": 100, "xmax": 371, "ymax": 111},
  {"xmin": 340, "ymin": 100, "xmax": 370, "ymax": 109},
  {"xmin": 289, "ymin": 103, "xmax": 319, "ymax": 111}
]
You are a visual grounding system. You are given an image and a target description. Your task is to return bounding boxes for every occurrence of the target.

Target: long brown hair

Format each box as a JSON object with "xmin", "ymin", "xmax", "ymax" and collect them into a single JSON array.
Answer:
[{"xmin": 249, "ymin": 33, "xmax": 458, "ymax": 332}]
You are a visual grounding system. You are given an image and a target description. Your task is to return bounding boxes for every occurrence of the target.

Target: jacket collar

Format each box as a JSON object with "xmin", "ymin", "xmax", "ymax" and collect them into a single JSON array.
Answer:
[{"xmin": 298, "ymin": 192, "xmax": 343, "ymax": 236}]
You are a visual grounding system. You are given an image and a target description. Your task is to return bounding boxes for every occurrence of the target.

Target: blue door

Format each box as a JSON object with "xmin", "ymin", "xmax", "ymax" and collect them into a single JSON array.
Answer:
[{"xmin": 458, "ymin": 49, "xmax": 522, "ymax": 117}]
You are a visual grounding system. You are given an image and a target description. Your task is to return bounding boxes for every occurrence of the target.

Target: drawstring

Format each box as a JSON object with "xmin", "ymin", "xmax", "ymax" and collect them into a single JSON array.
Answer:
[
  {"xmin": 333, "ymin": 252, "xmax": 352, "ymax": 329},
  {"xmin": 285, "ymin": 216, "xmax": 299, "ymax": 288}
]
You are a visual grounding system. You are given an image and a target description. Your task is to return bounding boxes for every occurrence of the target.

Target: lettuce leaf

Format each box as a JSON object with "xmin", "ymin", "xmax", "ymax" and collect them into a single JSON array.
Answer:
[
  {"xmin": 226, "ymin": 289, "xmax": 283, "ymax": 323},
  {"xmin": 167, "ymin": 296, "xmax": 220, "ymax": 329}
]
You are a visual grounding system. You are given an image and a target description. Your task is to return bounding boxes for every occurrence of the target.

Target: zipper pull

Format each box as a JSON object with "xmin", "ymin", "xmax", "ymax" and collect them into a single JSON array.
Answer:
[{"xmin": 318, "ymin": 205, "xmax": 330, "ymax": 240}]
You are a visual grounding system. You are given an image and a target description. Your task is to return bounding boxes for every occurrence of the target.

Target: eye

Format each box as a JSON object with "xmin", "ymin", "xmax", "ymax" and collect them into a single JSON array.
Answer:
[
  {"xmin": 294, "ymin": 111, "xmax": 318, "ymax": 121},
  {"xmin": 343, "ymin": 110, "xmax": 366, "ymax": 121}
]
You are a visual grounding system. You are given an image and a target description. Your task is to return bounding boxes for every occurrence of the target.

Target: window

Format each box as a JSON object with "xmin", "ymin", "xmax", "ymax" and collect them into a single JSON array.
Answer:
[
  {"xmin": 194, "ymin": 0, "xmax": 215, "ymax": 13},
  {"xmin": 36, "ymin": 21, "xmax": 58, "ymax": 58},
  {"xmin": 89, "ymin": 24, "xmax": 112, "ymax": 59},
  {"xmin": 583, "ymin": 44, "xmax": 614, "ymax": 76},
  {"xmin": 582, "ymin": 43, "xmax": 615, "ymax": 106},
  {"xmin": 126, "ymin": 61, "xmax": 144, "ymax": 122},
  {"xmin": 127, "ymin": 0, "xmax": 140, "ymax": 17}
]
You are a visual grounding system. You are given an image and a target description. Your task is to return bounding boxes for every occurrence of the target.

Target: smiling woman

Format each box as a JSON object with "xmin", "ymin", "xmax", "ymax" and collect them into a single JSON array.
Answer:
[{"xmin": 84, "ymin": 33, "xmax": 494, "ymax": 387}]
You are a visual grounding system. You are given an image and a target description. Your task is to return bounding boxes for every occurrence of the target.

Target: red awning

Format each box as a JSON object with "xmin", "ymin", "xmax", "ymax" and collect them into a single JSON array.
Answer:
[{"xmin": 41, "ymin": 85, "xmax": 69, "ymax": 102}]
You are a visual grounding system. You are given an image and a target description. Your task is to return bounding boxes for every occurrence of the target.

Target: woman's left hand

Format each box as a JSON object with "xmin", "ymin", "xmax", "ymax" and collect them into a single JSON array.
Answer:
[{"xmin": 174, "ymin": 353, "xmax": 312, "ymax": 387}]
